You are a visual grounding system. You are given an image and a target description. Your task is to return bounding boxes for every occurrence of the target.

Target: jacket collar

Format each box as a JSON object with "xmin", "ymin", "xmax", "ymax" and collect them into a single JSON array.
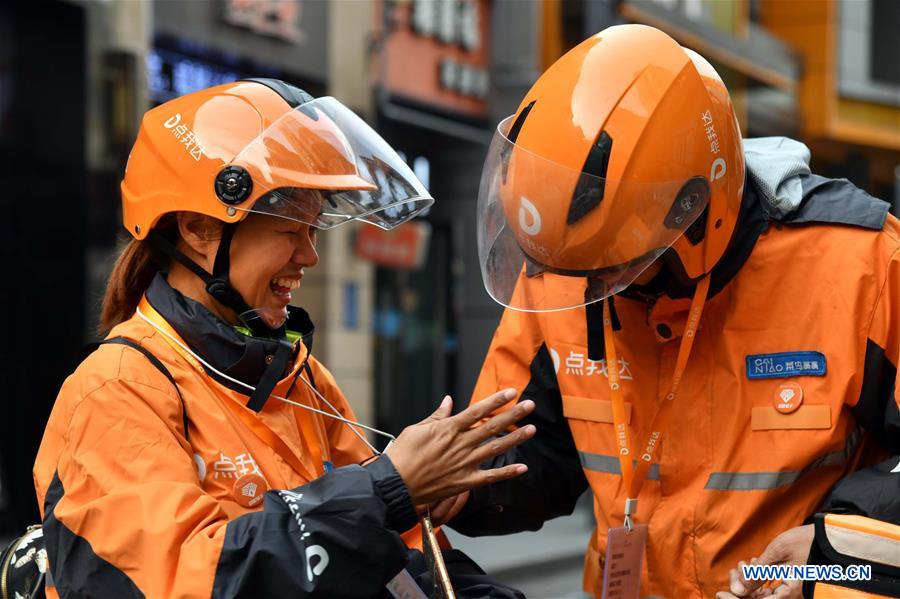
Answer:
[{"xmin": 144, "ymin": 273, "xmax": 315, "ymax": 393}]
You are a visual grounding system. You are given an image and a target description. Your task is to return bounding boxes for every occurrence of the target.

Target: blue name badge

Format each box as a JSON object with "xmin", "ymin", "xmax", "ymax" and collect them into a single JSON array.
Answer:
[
  {"xmin": 746, "ymin": 351, "xmax": 826, "ymax": 379},
  {"xmin": 323, "ymin": 460, "xmax": 334, "ymax": 473}
]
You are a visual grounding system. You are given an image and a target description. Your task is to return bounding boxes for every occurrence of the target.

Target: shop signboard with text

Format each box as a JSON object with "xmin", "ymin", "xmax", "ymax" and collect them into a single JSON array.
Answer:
[{"xmin": 374, "ymin": 0, "xmax": 490, "ymax": 121}]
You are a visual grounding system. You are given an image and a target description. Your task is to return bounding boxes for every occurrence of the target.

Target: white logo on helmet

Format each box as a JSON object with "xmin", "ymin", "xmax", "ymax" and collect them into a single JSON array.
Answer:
[
  {"xmin": 518, "ymin": 197, "xmax": 542, "ymax": 236},
  {"xmin": 710, "ymin": 158, "xmax": 727, "ymax": 182},
  {"xmin": 161, "ymin": 113, "xmax": 206, "ymax": 162}
]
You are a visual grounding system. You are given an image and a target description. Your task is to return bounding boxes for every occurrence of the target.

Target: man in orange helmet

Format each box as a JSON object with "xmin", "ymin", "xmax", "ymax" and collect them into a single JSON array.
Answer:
[{"xmin": 448, "ymin": 25, "xmax": 900, "ymax": 598}]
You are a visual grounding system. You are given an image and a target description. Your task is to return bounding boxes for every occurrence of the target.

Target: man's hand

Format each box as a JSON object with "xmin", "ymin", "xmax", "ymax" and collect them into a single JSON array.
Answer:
[{"xmin": 715, "ymin": 525, "xmax": 815, "ymax": 599}]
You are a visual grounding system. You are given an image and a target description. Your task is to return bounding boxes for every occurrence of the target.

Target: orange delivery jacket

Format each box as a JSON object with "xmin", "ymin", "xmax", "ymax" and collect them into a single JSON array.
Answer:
[
  {"xmin": 32, "ymin": 273, "xmax": 422, "ymax": 598},
  {"xmin": 450, "ymin": 174, "xmax": 900, "ymax": 597}
]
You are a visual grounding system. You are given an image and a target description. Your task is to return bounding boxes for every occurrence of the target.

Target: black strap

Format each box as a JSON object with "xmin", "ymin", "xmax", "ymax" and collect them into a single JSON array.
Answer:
[
  {"xmin": 302, "ymin": 361, "xmax": 318, "ymax": 392},
  {"xmin": 585, "ymin": 296, "xmax": 621, "ymax": 362},
  {"xmin": 92, "ymin": 337, "xmax": 189, "ymax": 442},
  {"xmin": 585, "ymin": 301, "xmax": 604, "ymax": 362},
  {"xmin": 282, "ymin": 356, "xmax": 317, "ymax": 400},
  {"xmin": 145, "ymin": 229, "xmax": 210, "ymax": 283},
  {"xmin": 145, "ymin": 227, "xmax": 254, "ymax": 319},
  {"xmin": 607, "ymin": 295, "xmax": 621, "ymax": 330},
  {"xmin": 246, "ymin": 340, "xmax": 293, "ymax": 412},
  {"xmin": 212, "ymin": 222, "xmax": 237, "ymax": 278},
  {"xmin": 204, "ymin": 223, "xmax": 255, "ymax": 318}
]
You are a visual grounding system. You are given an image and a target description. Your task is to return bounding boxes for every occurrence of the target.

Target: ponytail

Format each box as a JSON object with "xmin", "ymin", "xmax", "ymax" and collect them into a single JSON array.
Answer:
[{"xmin": 98, "ymin": 216, "xmax": 176, "ymax": 335}]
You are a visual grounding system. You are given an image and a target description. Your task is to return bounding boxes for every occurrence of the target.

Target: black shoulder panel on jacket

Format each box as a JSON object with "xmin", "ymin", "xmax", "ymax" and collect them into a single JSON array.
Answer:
[
  {"xmin": 852, "ymin": 339, "xmax": 900, "ymax": 454},
  {"xmin": 783, "ymin": 175, "xmax": 890, "ymax": 230},
  {"xmin": 449, "ymin": 344, "xmax": 588, "ymax": 536},
  {"xmin": 819, "ymin": 456, "xmax": 900, "ymax": 525},
  {"xmin": 42, "ymin": 472, "xmax": 144, "ymax": 598},
  {"xmin": 820, "ymin": 337, "xmax": 900, "ymax": 524}
]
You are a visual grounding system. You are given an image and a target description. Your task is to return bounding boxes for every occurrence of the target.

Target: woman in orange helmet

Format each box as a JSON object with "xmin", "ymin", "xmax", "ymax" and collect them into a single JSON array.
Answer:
[
  {"xmin": 451, "ymin": 24, "xmax": 900, "ymax": 598},
  {"xmin": 32, "ymin": 79, "xmax": 534, "ymax": 598}
]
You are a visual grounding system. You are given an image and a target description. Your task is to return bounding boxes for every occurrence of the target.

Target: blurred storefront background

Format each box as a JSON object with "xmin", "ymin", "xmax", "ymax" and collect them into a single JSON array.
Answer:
[{"xmin": 1, "ymin": 0, "xmax": 898, "ymax": 591}]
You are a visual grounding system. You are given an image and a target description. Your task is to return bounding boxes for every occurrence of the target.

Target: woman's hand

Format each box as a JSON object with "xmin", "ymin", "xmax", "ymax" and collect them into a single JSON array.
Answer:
[
  {"xmin": 716, "ymin": 525, "xmax": 815, "ymax": 599},
  {"xmin": 386, "ymin": 389, "xmax": 535, "ymax": 505}
]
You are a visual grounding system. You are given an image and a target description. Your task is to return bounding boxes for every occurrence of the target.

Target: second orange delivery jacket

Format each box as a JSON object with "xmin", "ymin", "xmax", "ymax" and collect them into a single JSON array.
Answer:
[{"xmin": 451, "ymin": 174, "xmax": 900, "ymax": 597}]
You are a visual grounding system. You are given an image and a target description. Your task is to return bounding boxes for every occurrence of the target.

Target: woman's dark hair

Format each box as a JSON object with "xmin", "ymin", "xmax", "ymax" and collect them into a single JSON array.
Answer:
[{"xmin": 98, "ymin": 215, "xmax": 177, "ymax": 335}]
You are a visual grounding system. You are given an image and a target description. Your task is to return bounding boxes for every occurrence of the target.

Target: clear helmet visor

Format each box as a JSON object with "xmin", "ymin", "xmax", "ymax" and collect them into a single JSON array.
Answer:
[
  {"xmin": 230, "ymin": 96, "xmax": 433, "ymax": 230},
  {"xmin": 477, "ymin": 115, "xmax": 710, "ymax": 312}
]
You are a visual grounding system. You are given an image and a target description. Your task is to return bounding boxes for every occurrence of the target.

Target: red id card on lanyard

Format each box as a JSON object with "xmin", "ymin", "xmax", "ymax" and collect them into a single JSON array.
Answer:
[{"xmin": 601, "ymin": 524, "xmax": 647, "ymax": 599}]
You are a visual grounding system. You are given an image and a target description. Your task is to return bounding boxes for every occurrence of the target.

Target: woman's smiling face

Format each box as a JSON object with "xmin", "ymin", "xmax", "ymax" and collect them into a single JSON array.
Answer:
[{"xmin": 227, "ymin": 210, "xmax": 319, "ymax": 329}]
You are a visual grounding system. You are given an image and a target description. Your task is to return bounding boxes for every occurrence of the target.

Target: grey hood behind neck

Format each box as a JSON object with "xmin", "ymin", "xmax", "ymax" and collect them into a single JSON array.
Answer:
[
  {"xmin": 742, "ymin": 136, "xmax": 811, "ymax": 219},
  {"xmin": 742, "ymin": 136, "xmax": 889, "ymax": 230}
]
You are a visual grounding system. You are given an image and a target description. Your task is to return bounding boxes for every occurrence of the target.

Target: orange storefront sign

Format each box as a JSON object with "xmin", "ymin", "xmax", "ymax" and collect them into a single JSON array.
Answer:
[
  {"xmin": 374, "ymin": 0, "xmax": 491, "ymax": 119},
  {"xmin": 355, "ymin": 221, "xmax": 431, "ymax": 269}
]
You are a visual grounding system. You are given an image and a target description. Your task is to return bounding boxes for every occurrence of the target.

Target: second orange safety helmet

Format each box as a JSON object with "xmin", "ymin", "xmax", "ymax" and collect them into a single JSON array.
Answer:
[{"xmin": 477, "ymin": 25, "xmax": 745, "ymax": 311}]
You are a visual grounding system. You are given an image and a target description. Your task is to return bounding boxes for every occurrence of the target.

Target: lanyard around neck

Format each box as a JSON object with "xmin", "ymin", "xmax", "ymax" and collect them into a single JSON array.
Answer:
[
  {"xmin": 602, "ymin": 275, "xmax": 710, "ymax": 529},
  {"xmin": 136, "ymin": 297, "xmax": 393, "ymax": 454}
]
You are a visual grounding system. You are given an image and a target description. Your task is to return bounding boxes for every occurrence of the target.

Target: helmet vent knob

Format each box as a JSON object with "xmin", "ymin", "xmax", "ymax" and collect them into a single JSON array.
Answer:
[
  {"xmin": 666, "ymin": 177, "xmax": 710, "ymax": 245},
  {"xmin": 215, "ymin": 166, "xmax": 253, "ymax": 205}
]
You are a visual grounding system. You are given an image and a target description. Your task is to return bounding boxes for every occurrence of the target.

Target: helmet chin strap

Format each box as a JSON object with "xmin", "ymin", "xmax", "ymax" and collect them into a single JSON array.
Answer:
[
  {"xmin": 147, "ymin": 223, "xmax": 294, "ymax": 412},
  {"xmin": 146, "ymin": 224, "xmax": 285, "ymax": 340}
]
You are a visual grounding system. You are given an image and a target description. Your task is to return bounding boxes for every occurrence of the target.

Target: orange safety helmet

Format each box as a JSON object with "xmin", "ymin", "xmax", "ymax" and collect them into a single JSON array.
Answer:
[
  {"xmin": 476, "ymin": 25, "xmax": 744, "ymax": 312},
  {"xmin": 123, "ymin": 78, "xmax": 431, "ymax": 239},
  {"xmin": 120, "ymin": 79, "xmax": 432, "ymax": 330}
]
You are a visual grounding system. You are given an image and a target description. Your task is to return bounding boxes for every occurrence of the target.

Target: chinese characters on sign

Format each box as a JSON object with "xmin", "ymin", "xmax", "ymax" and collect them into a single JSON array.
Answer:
[
  {"xmin": 378, "ymin": 0, "xmax": 490, "ymax": 115},
  {"xmin": 410, "ymin": 0, "xmax": 488, "ymax": 101},
  {"xmin": 411, "ymin": 0, "xmax": 481, "ymax": 50},
  {"xmin": 223, "ymin": 0, "xmax": 303, "ymax": 43},
  {"xmin": 439, "ymin": 59, "xmax": 489, "ymax": 99}
]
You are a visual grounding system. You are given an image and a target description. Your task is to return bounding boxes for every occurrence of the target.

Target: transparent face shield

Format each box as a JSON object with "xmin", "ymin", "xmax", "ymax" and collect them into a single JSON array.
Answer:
[
  {"xmin": 477, "ymin": 115, "xmax": 709, "ymax": 312},
  {"xmin": 230, "ymin": 96, "xmax": 433, "ymax": 231}
]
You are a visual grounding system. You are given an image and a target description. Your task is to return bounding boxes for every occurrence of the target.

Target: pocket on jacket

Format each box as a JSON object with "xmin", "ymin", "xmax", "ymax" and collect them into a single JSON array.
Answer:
[
  {"xmin": 750, "ymin": 405, "xmax": 831, "ymax": 430},
  {"xmin": 562, "ymin": 395, "xmax": 632, "ymax": 424}
]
